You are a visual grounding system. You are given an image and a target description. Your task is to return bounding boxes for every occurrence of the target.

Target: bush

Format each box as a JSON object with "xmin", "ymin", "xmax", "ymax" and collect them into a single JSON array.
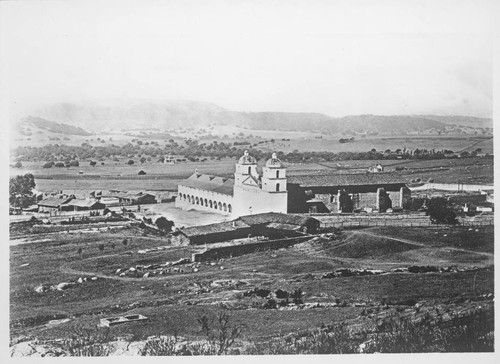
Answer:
[
  {"xmin": 54, "ymin": 324, "xmax": 111, "ymax": 356},
  {"xmin": 138, "ymin": 170, "xmax": 146, "ymax": 175},
  {"xmin": 426, "ymin": 197, "xmax": 458, "ymax": 225},
  {"xmin": 197, "ymin": 312, "xmax": 241, "ymax": 355}
]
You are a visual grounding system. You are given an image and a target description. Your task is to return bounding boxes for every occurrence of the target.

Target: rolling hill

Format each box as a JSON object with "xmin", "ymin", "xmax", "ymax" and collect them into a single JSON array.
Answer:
[
  {"xmin": 15, "ymin": 116, "xmax": 91, "ymax": 136},
  {"xmin": 19, "ymin": 100, "xmax": 492, "ymax": 135}
]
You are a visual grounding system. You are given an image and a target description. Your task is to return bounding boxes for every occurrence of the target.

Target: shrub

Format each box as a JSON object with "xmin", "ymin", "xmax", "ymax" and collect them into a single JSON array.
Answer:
[
  {"xmin": 426, "ymin": 197, "xmax": 458, "ymax": 225},
  {"xmin": 54, "ymin": 324, "xmax": 111, "ymax": 356},
  {"xmin": 140, "ymin": 336, "xmax": 180, "ymax": 356},
  {"xmin": 196, "ymin": 312, "xmax": 241, "ymax": 355}
]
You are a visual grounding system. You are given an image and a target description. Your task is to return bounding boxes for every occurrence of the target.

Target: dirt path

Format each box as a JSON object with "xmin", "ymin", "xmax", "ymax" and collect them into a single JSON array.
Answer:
[{"xmin": 352, "ymin": 229, "xmax": 494, "ymax": 260}]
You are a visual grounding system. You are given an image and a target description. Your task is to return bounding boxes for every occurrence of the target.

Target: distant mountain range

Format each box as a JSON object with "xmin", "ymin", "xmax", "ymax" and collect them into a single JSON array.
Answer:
[{"xmin": 16, "ymin": 100, "xmax": 493, "ymax": 135}]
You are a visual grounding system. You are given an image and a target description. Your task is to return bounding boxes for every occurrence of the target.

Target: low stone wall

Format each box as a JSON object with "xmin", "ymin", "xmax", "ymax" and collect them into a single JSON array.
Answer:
[{"xmin": 191, "ymin": 235, "xmax": 312, "ymax": 262}]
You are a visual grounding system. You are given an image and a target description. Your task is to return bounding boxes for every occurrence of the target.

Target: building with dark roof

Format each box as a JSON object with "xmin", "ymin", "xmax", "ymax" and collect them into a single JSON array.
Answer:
[
  {"xmin": 37, "ymin": 197, "xmax": 74, "ymax": 213},
  {"xmin": 62, "ymin": 199, "xmax": 106, "ymax": 212},
  {"xmin": 172, "ymin": 212, "xmax": 320, "ymax": 245}
]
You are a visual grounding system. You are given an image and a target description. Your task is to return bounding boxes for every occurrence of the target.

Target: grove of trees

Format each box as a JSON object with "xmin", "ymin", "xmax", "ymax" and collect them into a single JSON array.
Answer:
[{"xmin": 9, "ymin": 173, "xmax": 36, "ymax": 209}]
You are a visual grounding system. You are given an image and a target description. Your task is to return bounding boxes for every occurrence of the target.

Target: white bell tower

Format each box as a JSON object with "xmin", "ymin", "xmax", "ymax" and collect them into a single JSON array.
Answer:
[{"xmin": 262, "ymin": 153, "xmax": 287, "ymax": 193}]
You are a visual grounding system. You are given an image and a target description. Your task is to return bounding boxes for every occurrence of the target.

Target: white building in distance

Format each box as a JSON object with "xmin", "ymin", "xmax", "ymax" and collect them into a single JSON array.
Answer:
[{"xmin": 175, "ymin": 151, "xmax": 288, "ymax": 217}]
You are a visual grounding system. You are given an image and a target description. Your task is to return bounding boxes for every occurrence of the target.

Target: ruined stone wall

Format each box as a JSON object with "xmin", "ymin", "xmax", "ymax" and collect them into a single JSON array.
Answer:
[{"xmin": 355, "ymin": 192, "xmax": 377, "ymax": 210}]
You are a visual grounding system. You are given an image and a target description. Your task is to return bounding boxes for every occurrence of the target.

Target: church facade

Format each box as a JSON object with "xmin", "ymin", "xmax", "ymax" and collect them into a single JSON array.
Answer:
[{"xmin": 175, "ymin": 151, "xmax": 288, "ymax": 217}]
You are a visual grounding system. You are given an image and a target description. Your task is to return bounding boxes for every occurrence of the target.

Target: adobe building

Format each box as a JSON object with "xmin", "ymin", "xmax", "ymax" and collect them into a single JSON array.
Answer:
[{"xmin": 172, "ymin": 212, "xmax": 320, "ymax": 246}]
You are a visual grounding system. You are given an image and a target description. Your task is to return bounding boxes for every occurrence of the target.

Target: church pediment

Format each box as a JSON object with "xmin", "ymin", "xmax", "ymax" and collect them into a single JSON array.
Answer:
[{"xmin": 242, "ymin": 175, "xmax": 260, "ymax": 187}]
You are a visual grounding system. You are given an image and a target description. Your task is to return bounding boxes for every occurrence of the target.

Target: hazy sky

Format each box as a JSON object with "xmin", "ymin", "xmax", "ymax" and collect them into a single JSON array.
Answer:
[{"xmin": 0, "ymin": 0, "xmax": 495, "ymax": 117}]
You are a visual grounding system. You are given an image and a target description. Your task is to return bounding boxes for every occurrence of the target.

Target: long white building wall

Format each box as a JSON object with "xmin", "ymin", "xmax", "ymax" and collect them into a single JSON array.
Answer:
[
  {"xmin": 232, "ymin": 185, "xmax": 287, "ymax": 217},
  {"xmin": 176, "ymin": 185, "xmax": 233, "ymax": 215}
]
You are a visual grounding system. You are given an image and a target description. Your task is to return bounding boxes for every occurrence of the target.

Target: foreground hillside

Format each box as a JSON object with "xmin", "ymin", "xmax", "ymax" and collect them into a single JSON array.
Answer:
[{"xmin": 10, "ymin": 222, "xmax": 494, "ymax": 356}]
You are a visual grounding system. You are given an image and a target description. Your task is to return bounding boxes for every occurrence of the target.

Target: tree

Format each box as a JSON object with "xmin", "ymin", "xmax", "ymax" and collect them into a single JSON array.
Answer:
[
  {"xmin": 127, "ymin": 160, "xmax": 135, "ymax": 165},
  {"xmin": 155, "ymin": 216, "xmax": 174, "ymax": 234},
  {"xmin": 140, "ymin": 157, "xmax": 147, "ymax": 164},
  {"xmin": 426, "ymin": 198, "xmax": 458, "ymax": 225},
  {"xmin": 9, "ymin": 173, "xmax": 36, "ymax": 209}
]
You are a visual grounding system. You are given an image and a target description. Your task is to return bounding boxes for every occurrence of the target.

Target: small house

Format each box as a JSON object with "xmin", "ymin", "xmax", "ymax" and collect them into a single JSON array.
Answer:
[
  {"xmin": 37, "ymin": 197, "xmax": 74, "ymax": 213},
  {"xmin": 62, "ymin": 199, "xmax": 106, "ymax": 212}
]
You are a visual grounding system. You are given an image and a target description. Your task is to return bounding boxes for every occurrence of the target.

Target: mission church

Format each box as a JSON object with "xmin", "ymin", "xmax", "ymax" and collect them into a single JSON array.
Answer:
[
  {"xmin": 175, "ymin": 151, "xmax": 288, "ymax": 217},
  {"xmin": 176, "ymin": 150, "xmax": 411, "ymax": 217}
]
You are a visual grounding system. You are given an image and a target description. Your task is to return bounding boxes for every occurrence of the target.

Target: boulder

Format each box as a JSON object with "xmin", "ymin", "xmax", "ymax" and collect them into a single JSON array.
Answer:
[
  {"xmin": 34, "ymin": 284, "xmax": 47, "ymax": 293},
  {"xmin": 56, "ymin": 282, "xmax": 72, "ymax": 291}
]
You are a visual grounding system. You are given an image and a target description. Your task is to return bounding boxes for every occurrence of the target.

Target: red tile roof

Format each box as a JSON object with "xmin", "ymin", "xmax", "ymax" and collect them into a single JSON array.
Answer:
[{"xmin": 179, "ymin": 173, "xmax": 234, "ymax": 196}]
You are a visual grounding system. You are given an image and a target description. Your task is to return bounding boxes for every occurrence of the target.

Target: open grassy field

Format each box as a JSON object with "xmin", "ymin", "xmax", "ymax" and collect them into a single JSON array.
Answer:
[
  {"xmin": 10, "ymin": 153, "xmax": 494, "ymax": 193},
  {"xmin": 10, "ymin": 223, "xmax": 494, "ymax": 347}
]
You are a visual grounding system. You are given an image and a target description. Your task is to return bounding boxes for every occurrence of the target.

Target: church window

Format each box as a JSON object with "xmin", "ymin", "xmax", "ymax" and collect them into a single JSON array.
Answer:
[
  {"xmin": 204, "ymin": 198, "xmax": 208, "ymax": 206},
  {"xmin": 276, "ymin": 183, "xmax": 280, "ymax": 192},
  {"xmin": 276, "ymin": 170, "xmax": 280, "ymax": 178},
  {"xmin": 209, "ymin": 200, "xmax": 213, "ymax": 208},
  {"xmin": 200, "ymin": 199, "xmax": 204, "ymax": 206},
  {"xmin": 223, "ymin": 203, "xmax": 227, "ymax": 212},
  {"xmin": 195, "ymin": 197, "xmax": 199, "ymax": 205},
  {"xmin": 248, "ymin": 166, "xmax": 251, "ymax": 174},
  {"xmin": 228, "ymin": 204, "xmax": 232, "ymax": 213},
  {"xmin": 218, "ymin": 202, "xmax": 222, "ymax": 210}
]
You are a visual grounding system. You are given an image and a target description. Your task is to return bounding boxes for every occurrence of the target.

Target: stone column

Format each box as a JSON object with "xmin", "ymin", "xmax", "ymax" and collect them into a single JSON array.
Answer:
[{"xmin": 400, "ymin": 187, "xmax": 411, "ymax": 210}]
